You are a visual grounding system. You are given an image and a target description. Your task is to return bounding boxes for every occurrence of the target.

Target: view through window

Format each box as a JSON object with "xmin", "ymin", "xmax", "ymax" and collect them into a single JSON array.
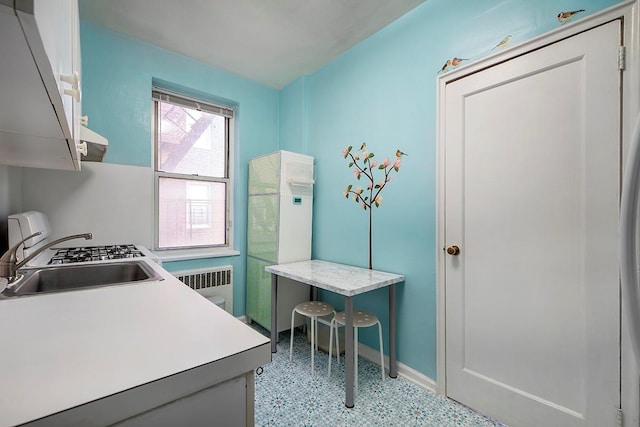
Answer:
[{"xmin": 153, "ymin": 89, "xmax": 232, "ymax": 249}]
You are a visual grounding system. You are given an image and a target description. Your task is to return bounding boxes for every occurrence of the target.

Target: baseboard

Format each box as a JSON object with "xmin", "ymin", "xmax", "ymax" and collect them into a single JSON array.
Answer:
[
  {"xmin": 239, "ymin": 316, "xmax": 438, "ymax": 393},
  {"xmin": 357, "ymin": 343, "xmax": 438, "ymax": 394}
]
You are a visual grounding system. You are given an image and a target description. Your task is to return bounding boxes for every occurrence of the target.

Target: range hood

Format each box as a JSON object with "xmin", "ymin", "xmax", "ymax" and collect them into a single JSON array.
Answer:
[{"xmin": 79, "ymin": 125, "xmax": 108, "ymax": 162}]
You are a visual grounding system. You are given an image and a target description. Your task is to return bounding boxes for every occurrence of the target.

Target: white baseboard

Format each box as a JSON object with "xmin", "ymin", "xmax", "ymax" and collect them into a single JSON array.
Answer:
[
  {"xmin": 357, "ymin": 343, "xmax": 438, "ymax": 394},
  {"xmin": 240, "ymin": 316, "xmax": 438, "ymax": 393}
]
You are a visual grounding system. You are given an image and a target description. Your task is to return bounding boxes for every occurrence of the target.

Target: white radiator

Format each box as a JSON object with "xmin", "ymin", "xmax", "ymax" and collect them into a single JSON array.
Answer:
[{"xmin": 172, "ymin": 265, "xmax": 233, "ymax": 314}]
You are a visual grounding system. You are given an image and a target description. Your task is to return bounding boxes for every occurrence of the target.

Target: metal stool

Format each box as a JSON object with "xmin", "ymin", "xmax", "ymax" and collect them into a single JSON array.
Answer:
[
  {"xmin": 328, "ymin": 310, "xmax": 384, "ymax": 394},
  {"xmin": 290, "ymin": 301, "xmax": 335, "ymax": 376}
]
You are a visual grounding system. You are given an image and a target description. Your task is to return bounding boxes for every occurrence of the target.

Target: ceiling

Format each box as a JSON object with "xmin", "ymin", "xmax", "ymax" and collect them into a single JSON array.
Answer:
[{"xmin": 78, "ymin": 0, "xmax": 425, "ymax": 89}]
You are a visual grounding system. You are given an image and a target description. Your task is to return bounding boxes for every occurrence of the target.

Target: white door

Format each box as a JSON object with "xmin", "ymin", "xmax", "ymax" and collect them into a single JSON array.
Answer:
[{"xmin": 443, "ymin": 21, "xmax": 621, "ymax": 427}]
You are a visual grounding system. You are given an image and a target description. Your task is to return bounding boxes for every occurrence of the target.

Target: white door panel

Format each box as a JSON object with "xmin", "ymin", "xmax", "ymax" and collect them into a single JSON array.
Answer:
[{"xmin": 444, "ymin": 21, "xmax": 620, "ymax": 427}]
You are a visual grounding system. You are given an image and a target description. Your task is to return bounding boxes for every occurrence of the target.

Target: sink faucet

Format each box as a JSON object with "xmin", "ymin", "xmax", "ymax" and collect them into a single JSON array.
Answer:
[{"xmin": 0, "ymin": 232, "xmax": 93, "ymax": 283}]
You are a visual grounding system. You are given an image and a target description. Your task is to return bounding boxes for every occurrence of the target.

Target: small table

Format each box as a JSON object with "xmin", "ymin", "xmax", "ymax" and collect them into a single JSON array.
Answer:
[{"xmin": 265, "ymin": 260, "xmax": 404, "ymax": 408}]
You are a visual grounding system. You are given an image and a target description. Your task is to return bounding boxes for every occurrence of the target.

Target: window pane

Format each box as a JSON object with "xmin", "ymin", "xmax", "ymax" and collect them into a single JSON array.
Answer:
[
  {"xmin": 158, "ymin": 177, "xmax": 226, "ymax": 248},
  {"xmin": 157, "ymin": 101, "xmax": 226, "ymax": 177}
]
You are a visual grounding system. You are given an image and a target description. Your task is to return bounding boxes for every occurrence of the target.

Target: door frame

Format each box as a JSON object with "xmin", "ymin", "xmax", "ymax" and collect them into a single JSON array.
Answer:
[{"xmin": 435, "ymin": 0, "xmax": 640, "ymax": 423}]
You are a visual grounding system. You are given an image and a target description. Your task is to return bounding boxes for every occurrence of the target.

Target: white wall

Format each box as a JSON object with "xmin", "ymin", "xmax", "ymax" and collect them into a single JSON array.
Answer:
[
  {"xmin": 20, "ymin": 162, "xmax": 153, "ymax": 247},
  {"xmin": 0, "ymin": 165, "xmax": 23, "ymax": 252}
]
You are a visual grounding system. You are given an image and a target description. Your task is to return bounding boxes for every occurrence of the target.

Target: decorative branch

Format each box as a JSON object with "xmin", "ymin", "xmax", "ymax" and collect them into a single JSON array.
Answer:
[{"xmin": 342, "ymin": 142, "xmax": 406, "ymax": 269}]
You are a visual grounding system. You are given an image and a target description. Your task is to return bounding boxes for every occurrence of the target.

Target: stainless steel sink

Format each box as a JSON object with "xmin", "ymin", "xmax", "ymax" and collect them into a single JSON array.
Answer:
[{"xmin": 1, "ymin": 260, "xmax": 163, "ymax": 297}]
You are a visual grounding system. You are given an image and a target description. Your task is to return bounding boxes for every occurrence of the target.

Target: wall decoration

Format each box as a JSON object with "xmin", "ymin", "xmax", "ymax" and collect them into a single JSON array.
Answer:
[
  {"xmin": 492, "ymin": 34, "xmax": 512, "ymax": 50},
  {"xmin": 435, "ymin": 4, "xmax": 589, "ymax": 77},
  {"xmin": 557, "ymin": 9, "xmax": 586, "ymax": 24},
  {"xmin": 451, "ymin": 57, "xmax": 468, "ymax": 67},
  {"xmin": 438, "ymin": 57, "xmax": 469, "ymax": 74},
  {"xmin": 342, "ymin": 143, "xmax": 406, "ymax": 269},
  {"xmin": 438, "ymin": 59, "xmax": 452, "ymax": 74}
]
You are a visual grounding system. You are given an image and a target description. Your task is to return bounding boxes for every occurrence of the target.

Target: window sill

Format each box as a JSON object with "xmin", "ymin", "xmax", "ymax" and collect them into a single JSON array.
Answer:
[{"xmin": 153, "ymin": 247, "xmax": 241, "ymax": 262}]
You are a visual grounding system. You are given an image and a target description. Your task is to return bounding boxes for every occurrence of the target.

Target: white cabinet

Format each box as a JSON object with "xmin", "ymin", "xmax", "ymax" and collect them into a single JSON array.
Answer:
[
  {"xmin": 20, "ymin": 361, "xmax": 262, "ymax": 427},
  {"xmin": 113, "ymin": 374, "xmax": 254, "ymax": 427},
  {"xmin": 246, "ymin": 150, "xmax": 314, "ymax": 332},
  {"xmin": 35, "ymin": 0, "xmax": 82, "ymax": 151},
  {"xmin": 0, "ymin": 0, "xmax": 83, "ymax": 170}
]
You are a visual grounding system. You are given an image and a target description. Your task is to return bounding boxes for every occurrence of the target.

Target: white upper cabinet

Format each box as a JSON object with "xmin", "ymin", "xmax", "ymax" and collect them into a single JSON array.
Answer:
[
  {"xmin": 0, "ymin": 0, "xmax": 83, "ymax": 170},
  {"xmin": 35, "ymin": 0, "xmax": 81, "ymax": 151}
]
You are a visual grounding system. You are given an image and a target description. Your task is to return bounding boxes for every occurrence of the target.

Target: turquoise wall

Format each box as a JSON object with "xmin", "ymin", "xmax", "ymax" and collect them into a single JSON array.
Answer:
[
  {"xmin": 281, "ymin": 0, "xmax": 624, "ymax": 379},
  {"xmin": 80, "ymin": 21, "xmax": 280, "ymax": 315},
  {"xmin": 80, "ymin": 0, "xmax": 624, "ymax": 382},
  {"xmin": 278, "ymin": 76, "xmax": 309, "ymax": 153}
]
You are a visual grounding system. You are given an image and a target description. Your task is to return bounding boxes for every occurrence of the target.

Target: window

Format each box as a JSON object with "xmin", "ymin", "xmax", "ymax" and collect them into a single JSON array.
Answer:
[{"xmin": 153, "ymin": 88, "xmax": 233, "ymax": 250}]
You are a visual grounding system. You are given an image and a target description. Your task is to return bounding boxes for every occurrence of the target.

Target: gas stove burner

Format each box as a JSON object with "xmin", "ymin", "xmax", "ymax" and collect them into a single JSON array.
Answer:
[{"xmin": 48, "ymin": 244, "xmax": 144, "ymax": 265}]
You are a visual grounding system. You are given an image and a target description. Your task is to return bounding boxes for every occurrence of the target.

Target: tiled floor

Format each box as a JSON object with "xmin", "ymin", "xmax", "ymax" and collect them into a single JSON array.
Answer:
[{"xmin": 253, "ymin": 326, "xmax": 508, "ymax": 427}]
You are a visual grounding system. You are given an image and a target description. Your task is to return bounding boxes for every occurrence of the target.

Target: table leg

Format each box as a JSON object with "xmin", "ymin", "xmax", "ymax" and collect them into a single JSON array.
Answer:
[
  {"xmin": 344, "ymin": 296, "xmax": 354, "ymax": 408},
  {"xmin": 270, "ymin": 273, "xmax": 278, "ymax": 354},
  {"xmin": 389, "ymin": 283, "xmax": 397, "ymax": 378}
]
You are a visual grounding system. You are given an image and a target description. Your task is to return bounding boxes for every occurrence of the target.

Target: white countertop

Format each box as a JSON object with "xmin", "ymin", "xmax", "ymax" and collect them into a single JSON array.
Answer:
[
  {"xmin": 0, "ymin": 259, "xmax": 270, "ymax": 427},
  {"xmin": 265, "ymin": 260, "xmax": 404, "ymax": 296}
]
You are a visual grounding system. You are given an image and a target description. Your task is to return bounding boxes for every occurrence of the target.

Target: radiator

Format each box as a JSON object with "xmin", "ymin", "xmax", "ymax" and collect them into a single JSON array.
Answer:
[{"xmin": 171, "ymin": 265, "xmax": 233, "ymax": 314}]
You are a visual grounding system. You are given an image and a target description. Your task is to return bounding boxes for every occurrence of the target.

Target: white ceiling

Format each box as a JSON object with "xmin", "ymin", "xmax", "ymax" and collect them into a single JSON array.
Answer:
[{"xmin": 78, "ymin": 0, "xmax": 425, "ymax": 89}]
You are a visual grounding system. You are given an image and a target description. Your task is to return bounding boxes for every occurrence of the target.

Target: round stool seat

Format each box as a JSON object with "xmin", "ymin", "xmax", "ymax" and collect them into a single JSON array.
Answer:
[
  {"xmin": 334, "ymin": 310, "xmax": 378, "ymax": 327},
  {"xmin": 294, "ymin": 301, "xmax": 335, "ymax": 317}
]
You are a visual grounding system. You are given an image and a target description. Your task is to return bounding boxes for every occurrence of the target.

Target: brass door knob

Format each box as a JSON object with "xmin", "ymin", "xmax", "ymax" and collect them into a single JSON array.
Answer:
[{"xmin": 446, "ymin": 245, "xmax": 460, "ymax": 256}]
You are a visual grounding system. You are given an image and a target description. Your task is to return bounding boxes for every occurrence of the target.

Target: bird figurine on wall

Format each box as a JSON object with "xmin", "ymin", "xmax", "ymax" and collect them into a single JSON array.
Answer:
[
  {"xmin": 557, "ymin": 9, "xmax": 585, "ymax": 24},
  {"xmin": 492, "ymin": 35, "xmax": 512, "ymax": 50},
  {"xmin": 451, "ymin": 57, "xmax": 468, "ymax": 67},
  {"xmin": 438, "ymin": 59, "xmax": 452, "ymax": 74},
  {"xmin": 437, "ymin": 57, "xmax": 468, "ymax": 75},
  {"xmin": 396, "ymin": 150, "xmax": 407, "ymax": 158}
]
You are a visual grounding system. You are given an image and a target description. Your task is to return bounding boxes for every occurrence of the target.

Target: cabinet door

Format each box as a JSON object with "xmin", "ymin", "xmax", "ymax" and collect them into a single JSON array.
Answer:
[
  {"xmin": 13, "ymin": 0, "xmax": 82, "ymax": 170},
  {"xmin": 278, "ymin": 193, "xmax": 312, "ymax": 263},
  {"xmin": 33, "ymin": 0, "xmax": 77, "ymax": 142},
  {"xmin": 249, "ymin": 152, "xmax": 280, "ymax": 194},
  {"xmin": 246, "ymin": 256, "xmax": 310, "ymax": 332},
  {"xmin": 246, "ymin": 256, "xmax": 273, "ymax": 329},
  {"xmin": 0, "ymin": 6, "xmax": 64, "ymax": 143},
  {"xmin": 114, "ymin": 375, "xmax": 248, "ymax": 427},
  {"xmin": 0, "ymin": 1, "xmax": 81, "ymax": 170},
  {"xmin": 70, "ymin": 0, "xmax": 81, "ymax": 148},
  {"xmin": 247, "ymin": 194, "xmax": 278, "ymax": 262}
]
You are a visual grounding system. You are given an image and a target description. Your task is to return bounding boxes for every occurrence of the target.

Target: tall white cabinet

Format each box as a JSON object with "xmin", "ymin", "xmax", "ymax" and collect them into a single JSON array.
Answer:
[{"xmin": 246, "ymin": 151, "xmax": 314, "ymax": 332}]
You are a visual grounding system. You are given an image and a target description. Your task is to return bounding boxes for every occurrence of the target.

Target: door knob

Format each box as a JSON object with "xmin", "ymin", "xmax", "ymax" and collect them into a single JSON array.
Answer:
[{"xmin": 446, "ymin": 245, "xmax": 460, "ymax": 256}]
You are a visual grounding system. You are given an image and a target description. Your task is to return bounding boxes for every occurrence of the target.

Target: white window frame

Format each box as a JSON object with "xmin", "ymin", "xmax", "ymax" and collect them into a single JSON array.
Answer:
[
  {"xmin": 185, "ymin": 181, "xmax": 213, "ymax": 230},
  {"xmin": 152, "ymin": 87, "xmax": 235, "ymax": 255}
]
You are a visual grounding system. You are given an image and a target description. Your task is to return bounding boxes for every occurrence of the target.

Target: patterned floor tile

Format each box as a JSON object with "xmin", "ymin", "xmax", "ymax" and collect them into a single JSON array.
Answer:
[{"xmin": 253, "ymin": 325, "xmax": 508, "ymax": 427}]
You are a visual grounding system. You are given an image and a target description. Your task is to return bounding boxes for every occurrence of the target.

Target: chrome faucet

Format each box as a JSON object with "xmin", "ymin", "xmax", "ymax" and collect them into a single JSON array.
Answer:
[{"xmin": 0, "ymin": 231, "xmax": 93, "ymax": 283}]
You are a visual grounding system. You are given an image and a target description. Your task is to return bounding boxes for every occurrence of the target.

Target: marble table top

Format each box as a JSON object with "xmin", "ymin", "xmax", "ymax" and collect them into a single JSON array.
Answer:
[{"xmin": 265, "ymin": 260, "xmax": 404, "ymax": 296}]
